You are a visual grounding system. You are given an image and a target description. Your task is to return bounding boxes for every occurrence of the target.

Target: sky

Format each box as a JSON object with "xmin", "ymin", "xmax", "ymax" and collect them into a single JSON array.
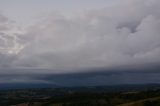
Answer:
[
  {"xmin": 0, "ymin": 0, "xmax": 160, "ymax": 86},
  {"xmin": 0, "ymin": 0, "xmax": 118, "ymax": 27}
]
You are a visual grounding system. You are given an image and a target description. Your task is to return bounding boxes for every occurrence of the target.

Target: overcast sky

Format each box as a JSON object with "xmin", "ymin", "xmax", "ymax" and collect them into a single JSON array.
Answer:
[
  {"xmin": 0, "ymin": 0, "xmax": 160, "ymax": 79},
  {"xmin": 0, "ymin": 0, "xmax": 119, "ymax": 27}
]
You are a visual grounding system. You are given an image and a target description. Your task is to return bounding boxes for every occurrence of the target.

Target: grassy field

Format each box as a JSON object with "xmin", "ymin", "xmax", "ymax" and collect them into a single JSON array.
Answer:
[{"xmin": 118, "ymin": 97, "xmax": 160, "ymax": 106}]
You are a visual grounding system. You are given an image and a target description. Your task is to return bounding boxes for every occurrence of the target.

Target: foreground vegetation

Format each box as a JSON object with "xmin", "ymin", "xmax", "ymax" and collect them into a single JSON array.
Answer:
[{"xmin": 0, "ymin": 84, "xmax": 160, "ymax": 106}]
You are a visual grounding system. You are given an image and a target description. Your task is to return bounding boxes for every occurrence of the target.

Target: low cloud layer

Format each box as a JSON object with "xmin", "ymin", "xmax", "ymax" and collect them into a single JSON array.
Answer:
[
  {"xmin": 1, "ymin": 70, "xmax": 160, "ymax": 87},
  {"xmin": 0, "ymin": 0, "xmax": 160, "ymax": 74}
]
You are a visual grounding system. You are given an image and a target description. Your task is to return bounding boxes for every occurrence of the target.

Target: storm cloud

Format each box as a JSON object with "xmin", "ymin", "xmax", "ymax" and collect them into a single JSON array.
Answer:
[{"xmin": 0, "ymin": 0, "xmax": 160, "ymax": 74}]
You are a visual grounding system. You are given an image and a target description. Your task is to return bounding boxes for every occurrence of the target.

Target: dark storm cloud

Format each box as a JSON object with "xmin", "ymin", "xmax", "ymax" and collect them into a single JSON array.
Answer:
[{"xmin": 1, "ymin": 67, "xmax": 160, "ymax": 86}]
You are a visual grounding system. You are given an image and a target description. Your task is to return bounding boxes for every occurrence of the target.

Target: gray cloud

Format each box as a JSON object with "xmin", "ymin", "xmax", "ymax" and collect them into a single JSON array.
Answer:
[
  {"xmin": 0, "ymin": 13, "xmax": 25, "ymax": 69},
  {"xmin": 0, "ymin": 0, "xmax": 160, "ymax": 74}
]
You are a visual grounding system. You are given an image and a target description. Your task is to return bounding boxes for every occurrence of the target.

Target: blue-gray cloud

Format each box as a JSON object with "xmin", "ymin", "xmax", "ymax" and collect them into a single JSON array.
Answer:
[{"xmin": 1, "ymin": 68, "xmax": 160, "ymax": 87}]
